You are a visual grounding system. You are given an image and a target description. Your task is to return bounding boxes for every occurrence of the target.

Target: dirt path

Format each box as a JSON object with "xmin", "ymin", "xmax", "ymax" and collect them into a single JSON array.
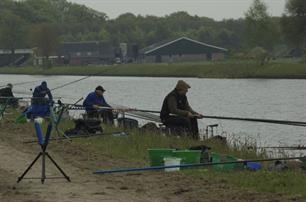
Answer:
[{"xmin": 0, "ymin": 120, "xmax": 304, "ymax": 202}]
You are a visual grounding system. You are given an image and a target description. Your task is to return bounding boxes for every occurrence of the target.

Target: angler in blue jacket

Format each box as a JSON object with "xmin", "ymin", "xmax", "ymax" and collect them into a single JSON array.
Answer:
[
  {"xmin": 27, "ymin": 81, "xmax": 53, "ymax": 118},
  {"xmin": 83, "ymin": 85, "xmax": 114, "ymax": 124},
  {"xmin": 32, "ymin": 81, "xmax": 53, "ymax": 104}
]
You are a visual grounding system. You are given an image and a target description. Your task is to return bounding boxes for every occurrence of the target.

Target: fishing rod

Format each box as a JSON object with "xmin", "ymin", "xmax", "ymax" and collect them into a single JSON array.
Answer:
[
  {"xmin": 82, "ymin": 107, "xmax": 306, "ymax": 127},
  {"xmin": 0, "ymin": 96, "xmax": 61, "ymax": 100},
  {"xmin": 49, "ymin": 68, "xmax": 109, "ymax": 92},
  {"xmin": 202, "ymin": 115, "xmax": 306, "ymax": 127},
  {"xmin": 252, "ymin": 146, "xmax": 306, "ymax": 150},
  {"xmin": 0, "ymin": 80, "xmax": 42, "ymax": 88},
  {"xmin": 93, "ymin": 156, "xmax": 306, "ymax": 174},
  {"xmin": 23, "ymin": 131, "xmax": 128, "ymax": 144},
  {"xmin": 50, "ymin": 75, "xmax": 91, "ymax": 91},
  {"xmin": 57, "ymin": 97, "xmax": 83, "ymax": 107},
  {"xmin": 44, "ymin": 101, "xmax": 306, "ymax": 127}
]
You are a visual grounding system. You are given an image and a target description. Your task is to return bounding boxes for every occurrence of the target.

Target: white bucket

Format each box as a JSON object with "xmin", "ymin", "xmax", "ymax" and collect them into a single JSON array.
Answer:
[{"xmin": 163, "ymin": 157, "xmax": 181, "ymax": 172}]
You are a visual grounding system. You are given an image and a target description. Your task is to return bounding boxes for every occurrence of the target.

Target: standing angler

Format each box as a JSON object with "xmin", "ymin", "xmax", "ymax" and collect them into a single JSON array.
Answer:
[
  {"xmin": 28, "ymin": 81, "xmax": 53, "ymax": 118},
  {"xmin": 160, "ymin": 80, "xmax": 203, "ymax": 139}
]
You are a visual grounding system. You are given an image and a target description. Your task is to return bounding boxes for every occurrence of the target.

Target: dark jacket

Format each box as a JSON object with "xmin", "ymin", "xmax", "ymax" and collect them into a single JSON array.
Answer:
[
  {"xmin": 83, "ymin": 91, "xmax": 111, "ymax": 112},
  {"xmin": 0, "ymin": 87, "xmax": 15, "ymax": 105},
  {"xmin": 160, "ymin": 89, "xmax": 195, "ymax": 121},
  {"xmin": 32, "ymin": 85, "xmax": 53, "ymax": 104},
  {"xmin": 0, "ymin": 87, "xmax": 14, "ymax": 97}
]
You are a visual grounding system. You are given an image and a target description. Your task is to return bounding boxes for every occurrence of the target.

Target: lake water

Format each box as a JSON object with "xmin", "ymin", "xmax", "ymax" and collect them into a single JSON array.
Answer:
[{"xmin": 1, "ymin": 74, "xmax": 305, "ymax": 147}]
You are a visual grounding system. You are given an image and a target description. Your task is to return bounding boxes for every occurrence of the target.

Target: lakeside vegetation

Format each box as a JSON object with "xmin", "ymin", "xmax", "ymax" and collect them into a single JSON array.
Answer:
[
  {"xmin": 56, "ymin": 121, "xmax": 306, "ymax": 199},
  {"xmin": 6, "ymin": 112, "xmax": 303, "ymax": 199},
  {"xmin": 0, "ymin": 60, "xmax": 306, "ymax": 79}
]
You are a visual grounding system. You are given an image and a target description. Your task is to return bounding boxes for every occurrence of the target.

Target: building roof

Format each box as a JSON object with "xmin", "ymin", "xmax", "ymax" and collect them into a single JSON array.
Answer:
[
  {"xmin": 58, "ymin": 41, "xmax": 114, "ymax": 58},
  {"xmin": 140, "ymin": 37, "xmax": 228, "ymax": 56},
  {"xmin": 0, "ymin": 49, "xmax": 33, "ymax": 55}
]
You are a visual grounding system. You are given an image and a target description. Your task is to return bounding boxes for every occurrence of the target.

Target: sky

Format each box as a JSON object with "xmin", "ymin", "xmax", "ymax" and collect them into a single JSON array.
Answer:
[{"xmin": 67, "ymin": 0, "xmax": 287, "ymax": 20}]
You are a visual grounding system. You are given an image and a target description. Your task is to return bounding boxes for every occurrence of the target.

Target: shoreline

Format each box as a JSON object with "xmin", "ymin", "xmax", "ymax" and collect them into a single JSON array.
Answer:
[
  {"xmin": 0, "ymin": 61, "xmax": 305, "ymax": 79},
  {"xmin": 1, "ymin": 72, "xmax": 306, "ymax": 79}
]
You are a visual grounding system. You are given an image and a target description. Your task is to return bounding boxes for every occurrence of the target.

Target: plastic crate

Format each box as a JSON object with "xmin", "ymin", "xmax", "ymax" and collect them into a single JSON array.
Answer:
[
  {"xmin": 148, "ymin": 149, "xmax": 175, "ymax": 166},
  {"xmin": 173, "ymin": 150, "xmax": 201, "ymax": 165}
]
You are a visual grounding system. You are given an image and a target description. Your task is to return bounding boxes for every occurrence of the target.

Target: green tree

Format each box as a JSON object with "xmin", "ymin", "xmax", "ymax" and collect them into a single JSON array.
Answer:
[
  {"xmin": 244, "ymin": 0, "xmax": 279, "ymax": 50},
  {"xmin": 196, "ymin": 27, "xmax": 217, "ymax": 44},
  {"xmin": 281, "ymin": 0, "xmax": 306, "ymax": 54},
  {"xmin": 0, "ymin": 11, "xmax": 27, "ymax": 64}
]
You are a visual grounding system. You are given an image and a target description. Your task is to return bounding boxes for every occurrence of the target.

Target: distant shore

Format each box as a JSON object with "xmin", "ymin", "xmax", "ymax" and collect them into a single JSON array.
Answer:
[{"xmin": 0, "ymin": 60, "xmax": 306, "ymax": 79}]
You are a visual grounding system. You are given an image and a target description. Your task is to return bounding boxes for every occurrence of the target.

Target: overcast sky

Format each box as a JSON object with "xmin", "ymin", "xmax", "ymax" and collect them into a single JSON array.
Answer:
[{"xmin": 67, "ymin": 0, "xmax": 287, "ymax": 20}]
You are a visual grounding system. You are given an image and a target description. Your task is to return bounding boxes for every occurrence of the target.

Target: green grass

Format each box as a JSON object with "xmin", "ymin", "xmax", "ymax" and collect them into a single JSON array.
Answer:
[
  {"xmin": 6, "ymin": 110, "xmax": 306, "ymax": 199},
  {"xmin": 188, "ymin": 170, "xmax": 306, "ymax": 199},
  {"xmin": 0, "ymin": 59, "xmax": 305, "ymax": 78},
  {"xmin": 69, "ymin": 123, "xmax": 263, "ymax": 162},
  {"xmin": 67, "ymin": 124, "xmax": 305, "ymax": 199}
]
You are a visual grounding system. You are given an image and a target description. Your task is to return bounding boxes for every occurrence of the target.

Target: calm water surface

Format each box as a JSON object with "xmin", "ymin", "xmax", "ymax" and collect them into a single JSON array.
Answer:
[{"xmin": 1, "ymin": 74, "xmax": 305, "ymax": 147}]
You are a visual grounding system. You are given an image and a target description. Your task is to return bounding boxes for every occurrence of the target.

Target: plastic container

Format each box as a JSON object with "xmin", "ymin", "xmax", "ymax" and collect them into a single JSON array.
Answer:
[
  {"xmin": 246, "ymin": 162, "xmax": 262, "ymax": 171},
  {"xmin": 211, "ymin": 153, "xmax": 241, "ymax": 171},
  {"xmin": 148, "ymin": 149, "xmax": 175, "ymax": 166},
  {"xmin": 210, "ymin": 152, "xmax": 222, "ymax": 170},
  {"xmin": 222, "ymin": 155, "xmax": 238, "ymax": 170},
  {"xmin": 163, "ymin": 157, "xmax": 181, "ymax": 172},
  {"xmin": 173, "ymin": 150, "xmax": 201, "ymax": 165}
]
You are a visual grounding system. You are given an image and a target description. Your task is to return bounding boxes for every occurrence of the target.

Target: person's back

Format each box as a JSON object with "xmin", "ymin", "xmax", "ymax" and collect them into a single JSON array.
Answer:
[
  {"xmin": 160, "ymin": 89, "xmax": 189, "ymax": 122},
  {"xmin": 29, "ymin": 81, "xmax": 53, "ymax": 118},
  {"xmin": 0, "ymin": 83, "xmax": 18, "ymax": 107},
  {"xmin": 32, "ymin": 81, "xmax": 53, "ymax": 105},
  {"xmin": 83, "ymin": 85, "xmax": 113, "ymax": 124},
  {"xmin": 160, "ymin": 80, "xmax": 203, "ymax": 139},
  {"xmin": 83, "ymin": 91, "xmax": 109, "ymax": 112}
]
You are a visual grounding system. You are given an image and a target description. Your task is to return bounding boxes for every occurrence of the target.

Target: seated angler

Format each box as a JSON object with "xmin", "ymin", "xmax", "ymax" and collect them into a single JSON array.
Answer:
[
  {"xmin": 83, "ymin": 85, "xmax": 114, "ymax": 125},
  {"xmin": 0, "ymin": 83, "xmax": 18, "ymax": 107},
  {"xmin": 160, "ymin": 80, "xmax": 203, "ymax": 139}
]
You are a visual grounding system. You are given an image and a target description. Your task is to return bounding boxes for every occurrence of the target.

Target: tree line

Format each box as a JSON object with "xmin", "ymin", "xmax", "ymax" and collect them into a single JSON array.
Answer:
[{"xmin": 0, "ymin": 0, "xmax": 305, "ymax": 60}]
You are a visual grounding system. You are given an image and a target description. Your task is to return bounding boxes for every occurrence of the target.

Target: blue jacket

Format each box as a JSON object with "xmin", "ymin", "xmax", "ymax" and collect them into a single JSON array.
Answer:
[
  {"xmin": 33, "ymin": 85, "xmax": 53, "ymax": 99},
  {"xmin": 32, "ymin": 85, "xmax": 53, "ymax": 105},
  {"xmin": 83, "ymin": 91, "xmax": 111, "ymax": 112}
]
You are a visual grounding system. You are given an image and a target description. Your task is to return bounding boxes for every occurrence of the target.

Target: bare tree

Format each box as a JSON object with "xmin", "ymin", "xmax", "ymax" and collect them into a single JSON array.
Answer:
[{"xmin": 29, "ymin": 23, "xmax": 59, "ymax": 67}]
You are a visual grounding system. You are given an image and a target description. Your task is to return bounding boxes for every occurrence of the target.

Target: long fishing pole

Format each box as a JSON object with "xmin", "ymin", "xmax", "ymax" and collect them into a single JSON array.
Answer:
[
  {"xmin": 61, "ymin": 105, "xmax": 306, "ymax": 127},
  {"xmin": 94, "ymin": 106, "xmax": 306, "ymax": 126},
  {"xmin": 49, "ymin": 68, "xmax": 109, "ymax": 92},
  {"xmin": 0, "ymin": 96, "xmax": 62, "ymax": 101},
  {"xmin": 23, "ymin": 131, "xmax": 127, "ymax": 144},
  {"xmin": 0, "ymin": 80, "xmax": 42, "ymax": 88},
  {"xmin": 79, "ymin": 106, "xmax": 306, "ymax": 127},
  {"xmin": 12, "ymin": 75, "xmax": 94, "ymax": 98},
  {"xmin": 202, "ymin": 115, "xmax": 306, "ymax": 127},
  {"xmin": 57, "ymin": 97, "xmax": 83, "ymax": 107},
  {"xmin": 50, "ymin": 75, "xmax": 91, "ymax": 91},
  {"xmin": 253, "ymin": 146, "xmax": 306, "ymax": 150},
  {"xmin": 93, "ymin": 156, "xmax": 306, "ymax": 174}
]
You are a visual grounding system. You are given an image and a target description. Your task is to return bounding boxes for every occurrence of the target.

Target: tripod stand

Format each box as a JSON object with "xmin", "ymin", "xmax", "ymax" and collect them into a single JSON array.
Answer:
[{"xmin": 17, "ymin": 121, "xmax": 70, "ymax": 184}]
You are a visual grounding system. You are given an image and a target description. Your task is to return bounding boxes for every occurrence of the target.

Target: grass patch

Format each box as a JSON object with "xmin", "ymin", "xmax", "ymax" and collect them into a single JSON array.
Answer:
[
  {"xmin": 0, "ymin": 59, "xmax": 305, "ymax": 78},
  {"xmin": 187, "ymin": 170, "xmax": 306, "ymax": 199},
  {"xmin": 4, "ymin": 108, "xmax": 306, "ymax": 199},
  {"xmin": 68, "ymin": 124, "xmax": 305, "ymax": 199}
]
